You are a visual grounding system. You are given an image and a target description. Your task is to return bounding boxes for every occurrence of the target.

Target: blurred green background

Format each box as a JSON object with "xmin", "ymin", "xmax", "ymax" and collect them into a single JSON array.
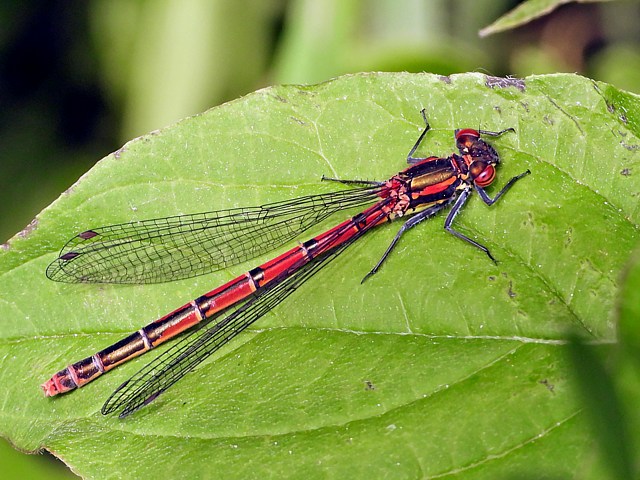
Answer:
[{"xmin": 1, "ymin": 0, "xmax": 639, "ymax": 477}]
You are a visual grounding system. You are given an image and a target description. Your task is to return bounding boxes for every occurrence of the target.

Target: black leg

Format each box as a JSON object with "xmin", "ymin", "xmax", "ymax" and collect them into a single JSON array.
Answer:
[
  {"xmin": 478, "ymin": 127, "xmax": 515, "ymax": 137},
  {"xmin": 444, "ymin": 187, "xmax": 497, "ymax": 263},
  {"xmin": 363, "ymin": 169, "xmax": 529, "ymax": 278},
  {"xmin": 406, "ymin": 109, "xmax": 433, "ymax": 165},
  {"xmin": 475, "ymin": 170, "xmax": 530, "ymax": 206},
  {"xmin": 361, "ymin": 201, "xmax": 450, "ymax": 283},
  {"xmin": 321, "ymin": 175, "xmax": 385, "ymax": 187}
]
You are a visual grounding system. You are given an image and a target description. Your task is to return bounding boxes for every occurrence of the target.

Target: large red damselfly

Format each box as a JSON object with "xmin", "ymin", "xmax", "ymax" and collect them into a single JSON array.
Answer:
[{"xmin": 43, "ymin": 110, "xmax": 530, "ymax": 417}]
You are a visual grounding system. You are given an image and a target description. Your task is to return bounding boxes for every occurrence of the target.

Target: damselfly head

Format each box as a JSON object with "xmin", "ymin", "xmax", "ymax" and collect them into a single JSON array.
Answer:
[
  {"xmin": 455, "ymin": 128, "xmax": 501, "ymax": 188},
  {"xmin": 455, "ymin": 130, "xmax": 501, "ymax": 166}
]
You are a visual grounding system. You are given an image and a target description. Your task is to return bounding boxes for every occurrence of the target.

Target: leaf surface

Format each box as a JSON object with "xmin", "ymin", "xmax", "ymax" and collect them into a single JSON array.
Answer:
[{"xmin": 1, "ymin": 72, "xmax": 638, "ymax": 478}]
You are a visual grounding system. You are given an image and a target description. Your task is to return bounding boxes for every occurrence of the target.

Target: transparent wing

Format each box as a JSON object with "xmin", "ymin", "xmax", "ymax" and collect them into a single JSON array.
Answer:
[{"xmin": 47, "ymin": 186, "xmax": 380, "ymax": 284}]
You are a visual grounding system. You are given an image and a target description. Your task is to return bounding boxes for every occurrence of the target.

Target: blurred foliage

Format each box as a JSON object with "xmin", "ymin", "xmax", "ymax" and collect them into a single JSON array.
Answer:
[
  {"xmin": 0, "ymin": 0, "xmax": 639, "ymax": 477},
  {"xmin": 1, "ymin": 0, "xmax": 639, "ymax": 246},
  {"xmin": 479, "ymin": 0, "xmax": 615, "ymax": 37},
  {"xmin": 0, "ymin": 438, "xmax": 76, "ymax": 480}
]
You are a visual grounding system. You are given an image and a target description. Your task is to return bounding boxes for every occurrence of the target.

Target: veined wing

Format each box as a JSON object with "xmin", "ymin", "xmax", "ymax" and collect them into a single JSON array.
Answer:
[{"xmin": 47, "ymin": 186, "xmax": 380, "ymax": 284}]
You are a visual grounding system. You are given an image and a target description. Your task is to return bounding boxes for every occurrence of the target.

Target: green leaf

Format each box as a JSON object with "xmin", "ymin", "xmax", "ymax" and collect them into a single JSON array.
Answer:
[
  {"xmin": 1, "ymin": 72, "xmax": 639, "ymax": 478},
  {"xmin": 479, "ymin": 0, "xmax": 614, "ymax": 38}
]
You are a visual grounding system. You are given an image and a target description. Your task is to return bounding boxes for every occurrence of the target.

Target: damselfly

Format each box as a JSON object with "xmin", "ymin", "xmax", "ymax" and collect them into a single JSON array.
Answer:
[{"xmin": 43, "ymin": 110, "xmax": 529, "ymax": 417}]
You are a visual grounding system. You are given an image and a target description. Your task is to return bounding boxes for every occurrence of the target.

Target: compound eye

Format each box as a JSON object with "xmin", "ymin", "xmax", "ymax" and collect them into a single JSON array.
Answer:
[
  {"xmin": 455, "ymin": 128, "xmax": 480, "ymax": 141},
  {"xmin": 471, "ymin": 163, "xmax": 495, "ymax": 187},
  {"xmin": 455, "ymin": 128, "xmax": 480, "ymax": 151}
]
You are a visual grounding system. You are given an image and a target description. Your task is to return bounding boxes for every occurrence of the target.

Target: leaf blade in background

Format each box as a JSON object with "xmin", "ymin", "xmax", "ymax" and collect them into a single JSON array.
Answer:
[
  {"xmin": 0, "ymin": 72, "xmax": 638, "ymax": 478},
  {"xmin": 479, "ymin": 0, "xmax": 614, "ymax": 38}
]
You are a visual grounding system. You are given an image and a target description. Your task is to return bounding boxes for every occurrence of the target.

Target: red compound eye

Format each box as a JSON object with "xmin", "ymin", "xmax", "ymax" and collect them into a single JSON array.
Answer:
[
  {"xmin": 455, "ymin": 129, "xmax": 480, "ymax": 152},
  {"xmin": 472, "ymin": 163, "xmax": 495, "ymax": 187},
  {"xmin": 455, "ymin": 128, "xmax": 480, "ymax": 141}
]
